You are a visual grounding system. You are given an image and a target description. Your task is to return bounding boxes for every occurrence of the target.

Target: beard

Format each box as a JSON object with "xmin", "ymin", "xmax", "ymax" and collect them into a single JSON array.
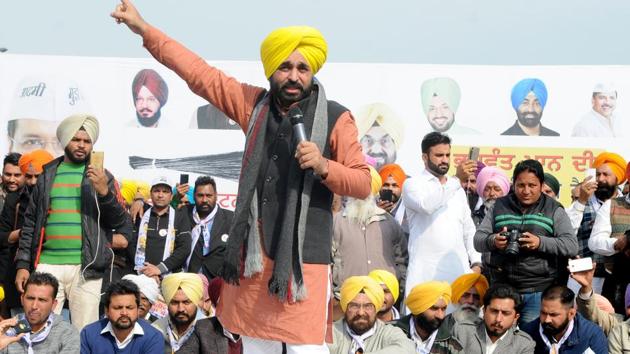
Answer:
[
  {"xmin": 516, "ymin": 110, "xmax": 542, "ymax": 128},
  {"xmin": 452, "ymin": 304, "xmax": 480, "ymax": 323},
  {"xmin": 485, "ymin": 320, "xmax": 510, "ymax": 338},
  {"xmin": 467, "ymin": 192, "xmax": 479, "ymax": 211},
  {"xmin": 113, "ymin": 315, "xmax": 134, "ymax": 330},
  {"xmin": 594, "ymin": 182, "xmax": 616, "ymax": 201},
  {"xmin": 347, "ymin": 313, "xmax": 375, "ymax": 335},
  {"xmin": 426, "ymin": 159, "xmax": 449, "ymax": 176},
  {"xmin": 345, "ymin": 195, "xmax": 379, "ymax": 225},
  {"xmin": 64, "ymin": 146, "xmax": 88, "ymax": 164},
  {"xmin": 429, "ymin": 116, "xmax": 454, "ymax": 132},
  {"xmin": 136, "ymin": 109, "xmax": 162, "ymax": 127},
  {"xmin": 171, "ymin": 311, "xmax": 194, "ymax": 328},
  {"xmin": 414, "ymin": 313, "xmax": 443, "ymax": 334},
  {"xmin": 542, "ymin": 317, "xmax": 570, "ymax": 337},
  {"xmin": 269, "ymin": 78, "xmax": 313, "ymax": 108}
]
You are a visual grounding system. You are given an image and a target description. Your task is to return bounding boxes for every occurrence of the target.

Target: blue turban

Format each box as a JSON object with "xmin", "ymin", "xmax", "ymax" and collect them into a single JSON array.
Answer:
[{"xmin": 511, "ymin": 78, "xmax": 548, "ymax": 111}]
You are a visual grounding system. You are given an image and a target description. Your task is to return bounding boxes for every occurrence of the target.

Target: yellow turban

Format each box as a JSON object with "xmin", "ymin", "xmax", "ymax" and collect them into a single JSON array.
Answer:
[
  {"xmin": 161, "ymin": 273, "xmax": 203, "ymax": 305},
  {"xmin": 368, "ymin": 269, "xmax": 399, "ymax": 302},
  {"xmin": 56, "ymin": 113, "xmax": 99, "ymax": 148},
  {"xmin": 137, "ymin": 181, "xmax": 150, "ymax": 201},
  {"xmin": 355, "ymin": 103, "xmax": 405, "ymax": 150},
  {"xmin": 18, "ymin": 149, "xmax": 54, "ymax": 174},
  {"xmin": 339, "ymin": 276, "xmax": 384, "ymax": 313},
  {"xmin": 260, "ymin": 26, "xmax": 328, "ymax": 79},
  {"xmin": 450, "ymin": 273, "xmax": 489, "ymax": 304},
  {"xmin": 120, "ymin": 179, "xmax": 139, "ymax": 205},
  {"xmin": 593, "ymin": 152, "xmax": 627, "ymax": 184},
  {"xmin": 405, "ymin": 281, "xmax": 451, "ymax": 315},
  {"xmin": 369, "ymin": 166, "xmax": 382, "ymax": 196}
]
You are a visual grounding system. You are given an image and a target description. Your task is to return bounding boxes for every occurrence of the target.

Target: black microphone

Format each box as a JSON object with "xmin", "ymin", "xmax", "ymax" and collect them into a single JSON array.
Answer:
[{"xmin": 289, "ymin": 107, "xmax": 307, "ymax": 143}]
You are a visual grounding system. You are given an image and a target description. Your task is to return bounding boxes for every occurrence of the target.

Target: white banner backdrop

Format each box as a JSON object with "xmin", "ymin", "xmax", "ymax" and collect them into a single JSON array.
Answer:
[{"xmin": 1, "ymin": 53, "xmax": 628, "ymax": 207}]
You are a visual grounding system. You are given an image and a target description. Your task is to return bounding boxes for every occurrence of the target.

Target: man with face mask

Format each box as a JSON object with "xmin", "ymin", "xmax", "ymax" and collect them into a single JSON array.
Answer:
[
  {"xmin": 402, "ymin": 132, "xmax": 481, "ymax": 300},
  {"xmin": 521, "ymin": 285, "xmax": 607, "ymax": 354},
  {"xmin": 0, "ymin": 150, "xmax": 53, "ymax": 318},
  {"xmin": 184, "ymin": 176, "xmax": 234, "ymax": 280},
  {"xmin": 567, "ymin": 152, "xmax": 626, "ymax": 296},
  {"xmin": 501, "ymin": 78, "xmax": 559, "ymax": 136},
  {"xmin": 112, "ymin": 1, "xmax": 371, "ymax": 351}
]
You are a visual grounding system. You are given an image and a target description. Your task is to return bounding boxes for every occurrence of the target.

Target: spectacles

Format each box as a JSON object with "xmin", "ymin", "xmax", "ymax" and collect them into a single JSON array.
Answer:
[{"xmin": 347, "ymin": 302, "xmax": 376, "ymax": 312}]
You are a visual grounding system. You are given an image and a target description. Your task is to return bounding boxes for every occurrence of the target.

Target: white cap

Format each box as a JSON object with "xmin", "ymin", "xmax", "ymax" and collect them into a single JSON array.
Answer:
[
  {"xmin": 592, "ymin": 82, "xmax": 617, "ymax": 95},
  {"xmin": 8, "ymin": 75, "xmax": 91, "ymax": 122},
  {"xmin": 151, "ymin": 176, "xmax": 173, "ymax": 189}
]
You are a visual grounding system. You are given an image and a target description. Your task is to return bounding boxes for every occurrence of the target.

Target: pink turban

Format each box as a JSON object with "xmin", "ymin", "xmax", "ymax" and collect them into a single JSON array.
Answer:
[{"xmin": 476, "ymin": 166, "xmax": 510, "ymax": 198}]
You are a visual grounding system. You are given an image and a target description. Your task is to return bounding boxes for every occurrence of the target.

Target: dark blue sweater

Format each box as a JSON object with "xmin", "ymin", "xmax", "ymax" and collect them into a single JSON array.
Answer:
[
  {"xmin": 80, "ymin": 318, "xmax": 165, "ymax": 354},
  {"xmin": 522, "ymin": 313, "xmax": 608, "ymax": 354}
]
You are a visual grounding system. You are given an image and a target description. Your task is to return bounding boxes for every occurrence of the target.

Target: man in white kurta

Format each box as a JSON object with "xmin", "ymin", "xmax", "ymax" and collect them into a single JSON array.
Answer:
[{"xmin": 402, "ymin": 132, "xmax": 481, "ymax": 301}]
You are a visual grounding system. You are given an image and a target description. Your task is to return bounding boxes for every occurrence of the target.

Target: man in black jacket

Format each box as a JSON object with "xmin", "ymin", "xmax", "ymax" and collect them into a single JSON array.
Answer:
[
  {"xmin": 14, "ymin": 114, "xmax": 132, "ymax": 330},
  {"xmin": 132, "ymin": 176, "xmax": 191, "ymax": 281},
  {"xmin": 180, "ymin": 176, "xmax": 234, "ymax": 279},
  {"xmin": 0, "ymin": 149, "xmax": 54, "ymax": 317}
]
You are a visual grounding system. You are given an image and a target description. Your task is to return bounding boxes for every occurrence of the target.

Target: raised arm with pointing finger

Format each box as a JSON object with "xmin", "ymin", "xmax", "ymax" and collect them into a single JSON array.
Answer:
[{"xmin": 112, "ymin": 1, "xmax": 370, "ymax": 349}]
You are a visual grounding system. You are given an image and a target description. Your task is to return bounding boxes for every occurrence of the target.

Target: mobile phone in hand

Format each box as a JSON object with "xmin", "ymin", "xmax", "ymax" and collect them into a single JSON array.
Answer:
[
  {"xmin": 468, "ymin": 147, "xmax": 480, "ymax": 161},
  {"xmin": 180, "ymin": 174, "xmax": 189, "ymax": 185},
  {"xmin": 90, "ymin": 151, "xmax": 104, "ymax": 171},
  {"xmin": 379, "ymin": 189, "xmax": 393, "ymax": 202}
]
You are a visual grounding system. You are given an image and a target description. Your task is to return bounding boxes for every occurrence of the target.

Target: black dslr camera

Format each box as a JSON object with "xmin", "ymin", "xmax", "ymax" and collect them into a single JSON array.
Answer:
[{"xmin": 501, "ymin": 229, "xmax": 521, "ymax": 256}]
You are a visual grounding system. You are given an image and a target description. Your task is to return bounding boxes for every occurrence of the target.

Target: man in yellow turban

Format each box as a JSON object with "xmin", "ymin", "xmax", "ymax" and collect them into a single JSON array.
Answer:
[
  {"xmin": 329, "ymin": 276, "xmax": 414, "ymax": 354},
  {"xmin": 368, "ymin": 269, "xmax": 401, "ymax": 322},
  {"xmin": 393, "ymin": 281, "xmax": 463, "ymax": 353},
  {"xmin": 581, "ymin": 152, "xmax": 630, "ymax": 309},
  {"xmin": 113, "ymin": 1, "xmax": 371, "ymax": 350},
  {"xmin": 356, "ymin": 103, "xmax": 405, "ymax": 170},
  {"xmin": 153, "ymin": 273, "xmax": 203, "ymax": 352},
  {"xmin": 14, "ymin": 114, "xmax": 132, "ymax": 330},
  {"xmin": 450, "ymin": 273, "xmax": 488, "ymax": 323}
]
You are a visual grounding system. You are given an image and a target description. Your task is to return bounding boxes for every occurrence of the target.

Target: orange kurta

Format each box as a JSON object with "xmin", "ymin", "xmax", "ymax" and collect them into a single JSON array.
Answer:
[{"xmin": 142, "ymin": 26, "xmax": 371, "ymax": 344}]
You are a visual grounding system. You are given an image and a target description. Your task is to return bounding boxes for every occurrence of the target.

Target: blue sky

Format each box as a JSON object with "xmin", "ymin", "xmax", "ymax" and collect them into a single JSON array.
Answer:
[{"xmin": 2, "ymin": 0, "xmax": 630, "ymax": 64}]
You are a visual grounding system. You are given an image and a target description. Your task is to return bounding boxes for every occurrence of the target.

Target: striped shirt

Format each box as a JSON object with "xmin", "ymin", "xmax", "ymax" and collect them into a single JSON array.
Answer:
[{"xmin": 40, "ymin": 162, "xmax": 85, "ymax": 265}]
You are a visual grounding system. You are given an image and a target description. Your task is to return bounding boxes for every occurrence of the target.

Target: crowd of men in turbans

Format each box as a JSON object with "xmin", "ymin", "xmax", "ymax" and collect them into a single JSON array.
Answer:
[{"xmin": 0, "ymin": 0, "xmax": 627, "ymax": 352}]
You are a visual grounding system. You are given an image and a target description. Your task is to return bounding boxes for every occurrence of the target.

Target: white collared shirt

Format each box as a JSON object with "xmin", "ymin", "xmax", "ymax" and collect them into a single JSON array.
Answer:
[
  {"xmin": 410, "ymin": 316, "xmax": 438, "ymax": 354},
  {"xmin": 485, "ymin": 328, "xmax": 508, "ymax": 354},
  {"xmin": 101, "ymin": 321, "xmax": 144, "ymax": 349},
  {"xmin": 539, "ymin": 320, "xmax": 574, "ymax": 354},
  {"xmin": 402, "ymin": 169, "xmax": 481, "ymax": 295}
]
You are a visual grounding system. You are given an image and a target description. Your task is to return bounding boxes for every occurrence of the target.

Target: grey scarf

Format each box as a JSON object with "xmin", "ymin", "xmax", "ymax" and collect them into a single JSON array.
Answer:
[{"xmin": 221, "ymin": 80, "xmax": 329, "ymax": 302}]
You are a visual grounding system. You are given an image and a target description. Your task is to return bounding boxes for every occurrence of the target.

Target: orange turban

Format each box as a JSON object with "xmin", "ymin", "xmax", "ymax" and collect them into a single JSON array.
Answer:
[
  {"xmin": 451, "ymin": 273, "xmax": 489, "ymax": 304},
  {"xmin": 379, "ymin": 164, "xmax": 407, "ymax": 187},
  {"xmin": 593, "ymin": 152, "xmax": 627, "ymax": 184},
  {"xmin": 18, "ymin": 149, "xmax": 54, "ymax": 174}
]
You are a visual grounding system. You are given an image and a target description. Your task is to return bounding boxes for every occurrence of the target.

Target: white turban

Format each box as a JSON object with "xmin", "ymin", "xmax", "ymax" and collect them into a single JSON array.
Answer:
[
  {"xmin": 56, "ymin": 113, "xmax": 99, "ymax": 148},
  {"xmin": 122, "ymin": 274, "xmax": 160, "ymax": 304},
  {"xmin": 355, "ymin": 103, "xmax": 405, "ymax": 150}
]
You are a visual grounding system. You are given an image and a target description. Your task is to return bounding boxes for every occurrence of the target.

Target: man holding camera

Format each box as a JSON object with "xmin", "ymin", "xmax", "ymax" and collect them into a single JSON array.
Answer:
[{"xmin": 474, "ymin": 159, "xmax": 578, "ymax": 325}]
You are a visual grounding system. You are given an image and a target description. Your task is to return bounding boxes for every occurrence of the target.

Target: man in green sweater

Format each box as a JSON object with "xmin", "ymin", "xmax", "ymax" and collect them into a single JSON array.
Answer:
[{"xmin": 15, "ymin": 114, "xmax": 131, "ymax": 331}]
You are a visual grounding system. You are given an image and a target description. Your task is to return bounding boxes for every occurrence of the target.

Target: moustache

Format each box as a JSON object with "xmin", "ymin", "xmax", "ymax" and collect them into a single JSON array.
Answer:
[{"xmin": 282, "ymin": 82, "xmax": 303, "ymax": 90}]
